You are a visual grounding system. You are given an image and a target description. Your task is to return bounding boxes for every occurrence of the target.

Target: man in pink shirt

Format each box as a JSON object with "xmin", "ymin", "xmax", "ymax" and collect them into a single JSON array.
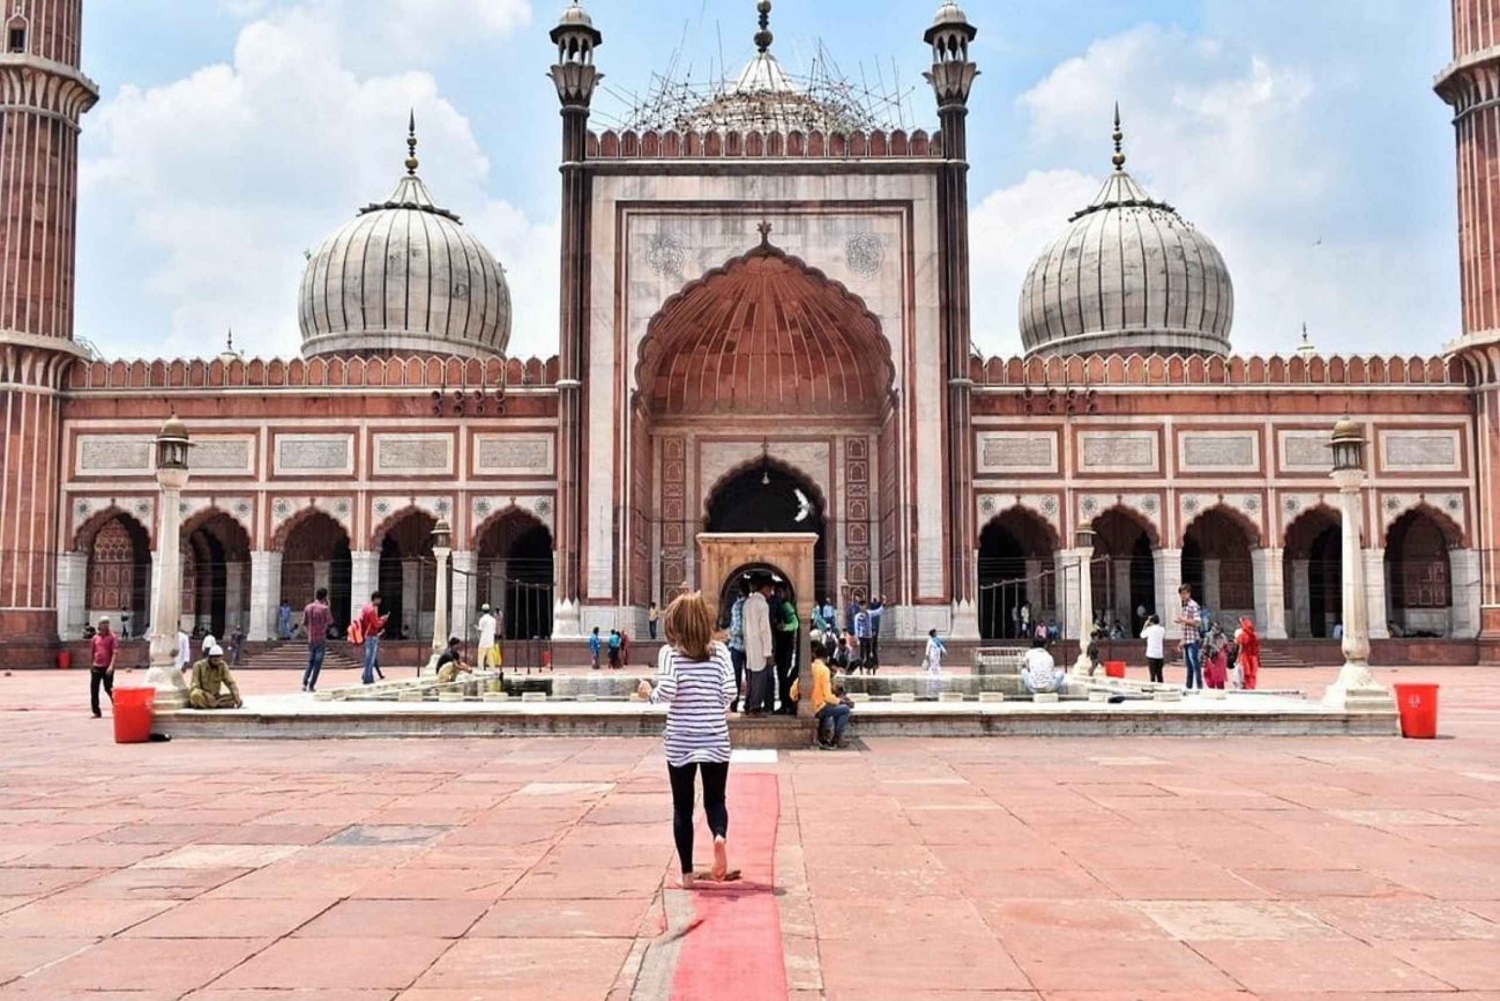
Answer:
[
  {"xmin": 357, "ymin": 592, "xmax": 388, "ymax": 685},
  {"xmin": 89, "ymin": 617, "xmax": 120, "ymax": 718}
]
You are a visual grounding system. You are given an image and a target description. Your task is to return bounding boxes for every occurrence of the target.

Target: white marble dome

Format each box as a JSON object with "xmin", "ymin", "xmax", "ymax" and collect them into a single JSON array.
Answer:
[
  {"xmin": 299, "ymin": 146, "xmax": 511, "ymax": 360},
  {"xmin": 1018, "ymin": 139, "xmax": 1233, "ymax": 358}
]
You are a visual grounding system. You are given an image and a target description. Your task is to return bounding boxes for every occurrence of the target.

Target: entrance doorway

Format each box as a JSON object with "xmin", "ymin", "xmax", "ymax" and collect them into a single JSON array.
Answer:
[{"xmin": 705, "ymin": 463, "xmax": 827, "ymax": 602}]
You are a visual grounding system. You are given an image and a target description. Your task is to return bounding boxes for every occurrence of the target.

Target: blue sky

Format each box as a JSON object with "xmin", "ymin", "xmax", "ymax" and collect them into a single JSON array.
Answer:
[{"xmin": 77, "ymin": 0, "xmax": 1456, "ymax": 360}]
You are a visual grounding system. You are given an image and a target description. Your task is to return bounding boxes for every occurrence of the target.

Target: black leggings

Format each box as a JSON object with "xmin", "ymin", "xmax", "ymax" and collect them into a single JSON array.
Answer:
[{"xmin": 667, "ymin": 761, "xmax": 729, "ymax": 875}]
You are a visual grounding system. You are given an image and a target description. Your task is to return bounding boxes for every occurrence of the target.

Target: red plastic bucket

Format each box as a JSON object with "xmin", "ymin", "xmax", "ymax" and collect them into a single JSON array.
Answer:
[
  {"xmin": 1104, "ymin": 660, "xmax": 1127, "ymax": 678},
  {"xmin": 112, "ymin": 687, "xmax": 156, "ymax": 744},
  {"xmin": 1392, "ymin": 683, "xmax": 1439, "ymax": 739},
  {"xmin": 56, "ymin": 649, "xmax": 72, "ymax": 670}
]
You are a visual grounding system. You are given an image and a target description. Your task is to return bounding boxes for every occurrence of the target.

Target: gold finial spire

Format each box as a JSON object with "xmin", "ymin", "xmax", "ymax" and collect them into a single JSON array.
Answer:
[
  {"xmin": 405, "ymin": 110, "xmax": 419, "ymax": 176},
  {"xmin": 1111, "ymin": 103, "xmax": 1126, "ymax": 172},
  {"xmin": 754, "ymin": 0, "xmax": 773, "ymax": 53}
]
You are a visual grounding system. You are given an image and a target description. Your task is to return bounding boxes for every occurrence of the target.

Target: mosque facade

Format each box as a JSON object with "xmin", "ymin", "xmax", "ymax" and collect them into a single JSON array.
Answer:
[{"xmin": 0, "ymin": 0, "xmax": 1495, "ymax": 665}]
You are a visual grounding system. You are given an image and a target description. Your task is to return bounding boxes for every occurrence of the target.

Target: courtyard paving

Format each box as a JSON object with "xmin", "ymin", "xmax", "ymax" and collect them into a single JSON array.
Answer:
[{"xmin": 0, "ymin": 662, "xmax": 1497, "ymax": 999}]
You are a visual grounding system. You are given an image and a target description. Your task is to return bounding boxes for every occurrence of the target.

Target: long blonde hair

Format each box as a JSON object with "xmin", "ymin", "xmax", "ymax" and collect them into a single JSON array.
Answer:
[{"xmin": 663, "ymin": 592, "xmax": 713, "ymax": 662}]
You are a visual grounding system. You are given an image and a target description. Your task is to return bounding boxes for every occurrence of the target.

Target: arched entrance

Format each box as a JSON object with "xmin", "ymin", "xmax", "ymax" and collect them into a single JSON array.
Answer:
[
  {"xmin": 634, "ymin": 239, "xmax": 897, "ymax": 625},
  {"xmin": 977, "ymin": 507, "xmax": 1057, "ymax": 640},
  {"xmin": 280, "ymin": 511, "xmax": 353, "ymax": 636},
  {"xmin": 84, "ymin": 512, "xmax": 151, "ymax": 637},
  {"xmin": 715, "ymin": 561, "xmax": 797, "ymax": 629},
  {"xmin": 476, "ymin": 510, "xmax": 554, "ymax": 640},
  {"xmin": 1386, "ymin": 507, "xmax": 1459, "ymax": 637},
  {"xmin": 377, "ymin": 510, "xmax": 437, "ymax": 642},
  {"xmin": 182, "ymin": 511, "xmax": 251, "ymax": 639},
  {"xmin": 1182, "ymin": 507, "xmax": 1258, "ymax": 627},
  {"xmin": 706, "ymin": 462, "xmax": 828, "ymax": 604},
  {"xmin": 1091, "ymin": 507, "xmax": 1158, "ymax": 634},
  {"xmin": 1284, "ymin": 507, "xmax": 1341, "ymax": 638}
]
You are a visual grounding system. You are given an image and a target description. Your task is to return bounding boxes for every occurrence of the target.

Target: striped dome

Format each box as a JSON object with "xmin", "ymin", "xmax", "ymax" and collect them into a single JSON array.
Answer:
[
  {"xmin": 1019, "ymin": 147, "xmax": 1233, "ymax": 358},
  {"xmin": 299, "ymin": 157, "xmax": 510, "ymax": 360}
]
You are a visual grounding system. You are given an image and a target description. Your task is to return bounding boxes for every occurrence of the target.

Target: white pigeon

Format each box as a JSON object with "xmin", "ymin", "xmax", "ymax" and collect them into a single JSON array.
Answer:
[{"xmin": 794, "ymin": 488, "xmax": 813, "ymax": 523}]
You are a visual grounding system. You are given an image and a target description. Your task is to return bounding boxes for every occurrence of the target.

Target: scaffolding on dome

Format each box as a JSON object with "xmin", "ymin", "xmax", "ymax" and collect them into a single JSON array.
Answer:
[{"xmin": 600, "ymin": 35, "xmax": 918, "ymax": 137}]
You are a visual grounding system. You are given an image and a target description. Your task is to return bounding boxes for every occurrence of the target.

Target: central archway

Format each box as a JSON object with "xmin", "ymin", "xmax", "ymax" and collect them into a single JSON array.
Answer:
[{"xmin": 705, "ymin": 462, "xmax": 828, "ymax": 604}]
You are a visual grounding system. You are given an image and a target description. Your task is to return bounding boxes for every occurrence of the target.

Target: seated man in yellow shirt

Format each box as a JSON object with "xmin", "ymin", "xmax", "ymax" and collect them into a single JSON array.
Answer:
[
  {"xmin": 187, "ymin": 644, "xmax": 242, "ymax": 710},
  {"xmin": 810, "ymin": 640, "xmax": 852, "ymax": 749},
  {"xmin": 435, "ymin": 636, "xmax": 473, "ymax": 684}
]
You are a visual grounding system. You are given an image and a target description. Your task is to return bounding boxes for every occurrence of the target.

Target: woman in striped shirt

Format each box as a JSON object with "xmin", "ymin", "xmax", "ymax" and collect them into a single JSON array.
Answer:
[{"xmin": 637, "ymin": 592, "xmax": 740, "ymax": 884}]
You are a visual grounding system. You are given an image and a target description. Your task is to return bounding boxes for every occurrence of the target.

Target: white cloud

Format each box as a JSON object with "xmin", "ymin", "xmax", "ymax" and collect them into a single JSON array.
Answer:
[
  {"xmin": 971, "ymin": 23, "xmax": 1450, "ymax": 358},
  {"xmin": 81, "ymin": 0, "xmax": 553, "ymax": 360}
]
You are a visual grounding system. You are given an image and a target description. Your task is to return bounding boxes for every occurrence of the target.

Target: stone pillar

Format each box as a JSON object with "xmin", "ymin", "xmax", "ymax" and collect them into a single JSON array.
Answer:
[
  {"xmin": 1323, "ymin": 461, "xmax": 1392, "ymax": 712},
  {"xmin": 248, "ymin": 551, "xmax": 282, "ymax": 642},
  {"xmin": 312, "ymin": 560, "xmax": 331, "ymax": 597},
  {"xmin": 145, "ymin": 459, "xmax": 189, "ymax": 708},
  {"xmin": 1060, "ymin": 548, "xmax": 1093, "ymax": 640},
  {"xmin": 1451, "ymin": 547, "xmax": 1483, "ymax": 639},
  {"xmin": 425, "ymin": 540, "xmax": 452, "ymax": 673},
  {"xmin": 1154, "ymin": 548, "xmax": 1183, "ymax": 639},
  {"xmin": 451, "ymin": 550, "xmax": 476, "ymax": 646},
  {"xmin": 1252, "ymin": 547, "xmax": 1287, "ymax": 639},
  {"xmin": 1365, "ymin": 548, "xmax": 1389, "ymax": 640},
  {"xmin": 1291, "ymin": 560, "xmax": 1312, "ymax": 637},
  {"xmin": 225, "ymin": 561, "xmax": 246, "ymax": 633},
  {"xmin": 401, "ymin": 560, "xmax": 420, "ymax": 640},
  {"xmin": 1203, "ymin": 559, "xmax": 1222, "ymax": 613},
  {"xmin": 1052, "ymin": 550, "xmax": 1068, "ymax": 635},
  {"xmin": 350, "ymin": 551, "xmax": 379, "ymax": 614},
  {"xmin": 1112, "ymin": 558, "xmax": 1132, "ymax": 627},
  {"xmin": 55, "ymin": 552, "xmax": 89, "ymax": 642},
  {"xmin": 1024, "ymin": 558, "xmax": 1042, "ymax": 612}
]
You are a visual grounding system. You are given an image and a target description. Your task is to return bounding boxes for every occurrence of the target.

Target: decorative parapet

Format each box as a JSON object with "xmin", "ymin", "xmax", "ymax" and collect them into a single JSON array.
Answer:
[
  {"xmin": 586, "ymin": 127, "xmax": 940, "ymax": 160},
  {"xmin": 968, "ymin": 352, "xmax": 1471, "ymax": 389},
  {"xmin": 66, "ymin": 353, "xmax": 561, "ymax": 392}
]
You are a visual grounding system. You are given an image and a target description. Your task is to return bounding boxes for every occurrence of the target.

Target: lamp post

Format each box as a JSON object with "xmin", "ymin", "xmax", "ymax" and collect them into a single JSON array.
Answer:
[
  {"xmin": 144, "ymin": 415, "xmax": 192, "ymax": 709},
  {"xmin": 1323, "ymin": 417, "xmax": 1394, "ymax": 712},
  {"xmin": 425, "ymin": 518, "xmax": 453, "ymax": 675},
  {"xmin": 1073, "ymin": 524, "xmax": 1097, "ymax": 645}
]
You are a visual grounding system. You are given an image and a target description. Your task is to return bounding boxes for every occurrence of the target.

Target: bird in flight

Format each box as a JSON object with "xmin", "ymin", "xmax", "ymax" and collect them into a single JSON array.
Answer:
[{"xmin": 794, "ymin": 488, "xmax": 813, "ymax": 523}]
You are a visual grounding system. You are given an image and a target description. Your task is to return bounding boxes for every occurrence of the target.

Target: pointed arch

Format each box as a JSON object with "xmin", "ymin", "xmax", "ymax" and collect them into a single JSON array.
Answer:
[
  {"xmin": 73, "ymin": 504, "xmax": 153, "ymax": 553},
  {"xmin": 1382, "ymin": 500, "xmax": 1465, "ymax": 550},
  {"xmin": 636, "ymin": 242, "xmax": 897, "ymax": 416},
  {"xmin": 701, "ymin": 454, "xmax": 829, "ymax": 524},
  {"xmin": 271, "ymin": 504, "xmax": 350, "ymax": 552}
]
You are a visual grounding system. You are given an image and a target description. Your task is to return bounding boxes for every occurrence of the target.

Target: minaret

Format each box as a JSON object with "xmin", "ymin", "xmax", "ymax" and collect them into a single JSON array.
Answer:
[
  {"xmin": 549, "ymin": 1, "xmax": 602, "ymax": 637},
  {"xmin": 1436, "ymin": 1, "xmax": 1500, "ymax": 647},
  {"xmin": 0, "ymin": 0, "xmax": 97, "ymax": 646},
  {"xmin": 924, "ymin": 2, "xmax": 980, "ymax": 636}
]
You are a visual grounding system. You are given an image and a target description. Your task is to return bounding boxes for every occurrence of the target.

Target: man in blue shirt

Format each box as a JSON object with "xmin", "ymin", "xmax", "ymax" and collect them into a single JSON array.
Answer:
[
  {"xmin": 589, "ymin": 626, "xmax": 602, "ymax": 670},
  {"xmin": 853, "ymin": 601, "xmax": 872, "ymax": 672},
  {"xmin": 727, "ymin": 578, "xmax": 748, "ymax": 711},
  {"xmin": 867, "ymin": 596, "xmax": 885, "ymax": 672}
]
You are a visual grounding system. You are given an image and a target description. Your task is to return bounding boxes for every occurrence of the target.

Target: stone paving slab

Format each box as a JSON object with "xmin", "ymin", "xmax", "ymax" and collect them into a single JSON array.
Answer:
[{"xmin": 0, "ymin": 664, "xmax": 1494, "ymax": 998}]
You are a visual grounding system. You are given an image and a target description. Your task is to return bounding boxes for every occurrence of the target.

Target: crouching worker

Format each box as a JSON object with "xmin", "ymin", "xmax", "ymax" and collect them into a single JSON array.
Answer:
[
  {"xmin": 435, "ymin": 636, "xmax": 473, "ymax": 684},
  {"xmin": 188, "ymin": 644, "xmax": 242, "ymax": 709}
]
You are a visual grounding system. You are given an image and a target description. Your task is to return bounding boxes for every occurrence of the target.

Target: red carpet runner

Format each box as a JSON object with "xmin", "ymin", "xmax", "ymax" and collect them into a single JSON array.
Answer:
[{"xmin": 669, "ymin": 772, "xmax": 787, "ymax": 1000}]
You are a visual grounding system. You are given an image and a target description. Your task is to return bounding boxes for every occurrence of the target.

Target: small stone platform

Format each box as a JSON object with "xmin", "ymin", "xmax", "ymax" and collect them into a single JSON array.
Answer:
[{"xmin": 156, "ymin": 687, "xmax": 1398, "ymax": 741}]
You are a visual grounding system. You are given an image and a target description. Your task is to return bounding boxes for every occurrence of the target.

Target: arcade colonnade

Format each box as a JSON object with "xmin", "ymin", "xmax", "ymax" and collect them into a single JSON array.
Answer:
[
  {"xmin": 977, "ymin": 501, "xmax": 1480, "ymax": 642},
  {"xmin": 56, "ymin": 503, "xmax": 555, "ymax": 645}
]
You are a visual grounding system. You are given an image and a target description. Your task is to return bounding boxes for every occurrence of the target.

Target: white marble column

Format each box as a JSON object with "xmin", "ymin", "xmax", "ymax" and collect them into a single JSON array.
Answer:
[
  {"xmin": 1252, "ymin": 547, "xmax": 1287, "ymax": 639},
  {"xmin": 248, "ymin": 551, "xmax": 282, "ymax": 642},
  {"xmin": 225, "ymin": 561, "xmax": 246, "ymax": 633},
  {"xmin": 1024, "ymin": 558, "xmax": 1042, "ymax": 611},
  {"xmin": 1154, "ymin": 548, "xmax": 1183, "ymax": 639},
  {"xmin": 1451, "ymin": 547, "xmax": 1482, "ymax": 639},
  {"xmin": 1365, "ymin": 548, "xmax": 1389, "ymax": 640},
  {"xmin": 1203, "ymin": 558, "xmax": 1222, "ymax": 613},
  {"xmin": 55, "ymin": 551, "xmax": 88, "ymax": 641},
  {"xmin": 1291, "ymin": 559, "xmax": 1312, "ymax": 637},
  {"xmin": 350, "ymin": 550, "xmax": 379, "ymax": 612},
  {"xmin": 1051, "ymin": 550, "xmax": 1067, "ymax": 634},
  {"xmin": 451, "ymin": 550, "xmax": 476, "ymax": 645}
]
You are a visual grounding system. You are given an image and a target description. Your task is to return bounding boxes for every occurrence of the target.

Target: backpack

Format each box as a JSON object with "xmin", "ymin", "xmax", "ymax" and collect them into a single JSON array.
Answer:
[{"xmin": 348, "ymin": 618, "xmax": 364, "ymax": 644}]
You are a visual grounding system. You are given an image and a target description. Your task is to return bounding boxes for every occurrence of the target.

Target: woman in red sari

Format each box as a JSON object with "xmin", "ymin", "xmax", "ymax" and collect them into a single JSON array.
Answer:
[{"xmin": 1235, "ymin": 617, "xmax": 1261, "ymax": 690}]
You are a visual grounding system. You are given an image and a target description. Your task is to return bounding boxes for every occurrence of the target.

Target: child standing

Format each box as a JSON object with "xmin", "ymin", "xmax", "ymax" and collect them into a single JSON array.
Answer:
[{"xmin": 924, "ymin": 628, "xmax": 947, "ymax": 677}]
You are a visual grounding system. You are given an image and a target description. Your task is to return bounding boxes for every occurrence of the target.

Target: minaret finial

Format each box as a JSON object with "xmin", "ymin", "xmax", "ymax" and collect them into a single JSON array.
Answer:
[
  {"xmin": 754, "ymin": 0, "xmax": 773, "ymax": 53},
  {"xmin": 1111, "ymin": 102, "xmax": 1126, "ymax": 172},
  {"xmin": 405, "ymin": 110, "xmax": 419, "ymax": 176},
  {"xmin": 226, "ymin": 328, "xmax": 234, "ymax": 353}
]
